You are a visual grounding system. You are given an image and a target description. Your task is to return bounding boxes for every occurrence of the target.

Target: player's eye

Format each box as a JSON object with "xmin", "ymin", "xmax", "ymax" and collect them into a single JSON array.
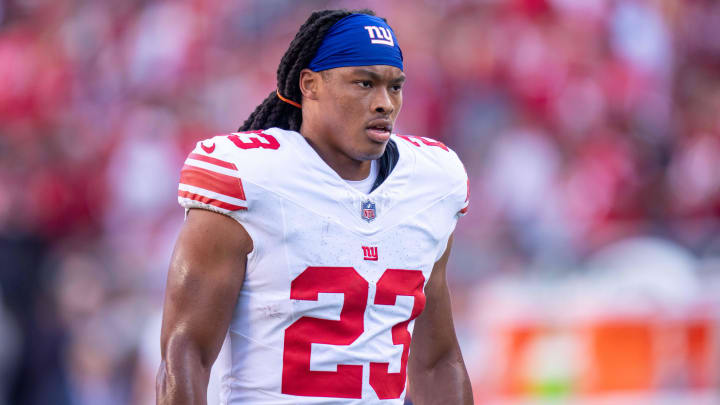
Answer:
[
  {"xmin": 356, "ymin": 80, "xmax": 373, "ymax": 89},
  {"xmin": 391, "ymin": 84, "xmax": 403, "ymax": 92}
]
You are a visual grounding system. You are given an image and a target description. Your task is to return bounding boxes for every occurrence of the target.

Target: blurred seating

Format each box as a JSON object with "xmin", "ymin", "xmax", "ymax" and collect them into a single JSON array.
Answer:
[{"xmin": 1, "ymin": 0, "xmax": 719, "ymax": 404}]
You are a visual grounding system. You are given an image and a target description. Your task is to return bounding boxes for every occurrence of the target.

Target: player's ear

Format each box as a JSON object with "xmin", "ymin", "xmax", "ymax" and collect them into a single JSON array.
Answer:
[{"xmin": 299, "ymin": 69, "xmax": 321, "ymax": 101}]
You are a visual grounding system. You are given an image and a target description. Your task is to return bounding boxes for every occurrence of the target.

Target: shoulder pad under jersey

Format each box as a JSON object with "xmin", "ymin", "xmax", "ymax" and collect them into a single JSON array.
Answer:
[{"xmin": 394, "ymin": 134, "xmax": 469, "ymax": 216}]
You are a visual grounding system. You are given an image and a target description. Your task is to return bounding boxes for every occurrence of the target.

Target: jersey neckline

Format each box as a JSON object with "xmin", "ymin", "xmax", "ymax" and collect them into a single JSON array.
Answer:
[
  {"xmin": 264, "ymin": 128, "xmax": 416, "ymax": 231},
  {"xmin": 344, "ymin": 159, "xmax": 379, "ymax": 194},
  {"xmin": 272, "ymin": 128, "xmax": 415, "ymax": 199}
]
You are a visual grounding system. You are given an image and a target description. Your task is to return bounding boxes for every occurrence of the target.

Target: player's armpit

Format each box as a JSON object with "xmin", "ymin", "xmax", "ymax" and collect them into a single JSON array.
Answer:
[
  {"xmin": 407, "ymin": 234, "xmax": 473, "ymax": 405},
  {"xmin": 157, "ymin": 208, "xmax": 253, "ymax": 405}
]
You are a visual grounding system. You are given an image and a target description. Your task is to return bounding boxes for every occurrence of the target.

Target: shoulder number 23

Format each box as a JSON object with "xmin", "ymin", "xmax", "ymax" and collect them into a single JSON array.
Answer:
[
  {"xmin": 282, "ymin": 266, "xmax": 425, "ymax": 400},
  {"xmin": 228, "ymin": 130, "xmax": 280, "ymax": 150}
]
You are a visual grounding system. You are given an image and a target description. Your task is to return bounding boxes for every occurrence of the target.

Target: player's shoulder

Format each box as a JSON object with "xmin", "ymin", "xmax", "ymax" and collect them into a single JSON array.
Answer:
[
  {"xmin": 186, "ymin": 128, "xmax": 300, "ymax": 178},
  {"xmin": 393, "ymin": 133, "xmax": 469, "ymax": 216},
  {"xmin": 393, "ymin": 133, "xmax": 467, "ymax": 187},
  {"xmin": 194, "ymin": 128, "xmax": 295, "ymax": 160},
  {"xmin": 177, "ymin": 128, "xmax": 301, "ymax": 214}
]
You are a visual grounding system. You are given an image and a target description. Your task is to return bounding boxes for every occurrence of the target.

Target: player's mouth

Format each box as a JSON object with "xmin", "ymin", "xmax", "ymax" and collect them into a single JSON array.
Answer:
[{"xmin": 365, "ymin": 119, "xmax": 392, "ymax": 143}]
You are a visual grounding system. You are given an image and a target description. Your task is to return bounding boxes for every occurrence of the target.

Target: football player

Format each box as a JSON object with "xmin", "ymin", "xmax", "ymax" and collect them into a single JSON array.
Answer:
[{"xmin": 157, "ymin": 9, "xmax": 472, "ymax": 405}]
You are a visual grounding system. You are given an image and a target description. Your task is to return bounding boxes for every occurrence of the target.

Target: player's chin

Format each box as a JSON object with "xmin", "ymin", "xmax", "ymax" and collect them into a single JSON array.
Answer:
[{"xmin": 358, "ymin": 139, "xmax": 388, "ymax": 160}]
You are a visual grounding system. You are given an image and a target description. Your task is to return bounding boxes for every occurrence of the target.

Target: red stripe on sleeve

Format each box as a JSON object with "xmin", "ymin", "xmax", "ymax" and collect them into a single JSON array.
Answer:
[
  {"xmin": 180, "ymin": 164, "xmax": 246, "ymax": 201},
  {"xmin": 188, "ymin": 153, "xmax": 237, "ymax": 170},
  {"xmin": 459, "ymin": 206, "xmax": 468, "ymax": 215},
  {"xmin": 178, "ymin": 190, "xmax": 247, "ymax": 211}
]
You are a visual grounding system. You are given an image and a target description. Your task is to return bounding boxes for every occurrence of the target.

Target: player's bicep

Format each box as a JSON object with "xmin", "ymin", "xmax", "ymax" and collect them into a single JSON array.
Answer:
[
  {"xmin": 409, "ymin": 235, "xmax": 459, "ymax": 368},
  {"xmin": 160, "ymin": 208, "xmax": 252, "ymax": 367}
]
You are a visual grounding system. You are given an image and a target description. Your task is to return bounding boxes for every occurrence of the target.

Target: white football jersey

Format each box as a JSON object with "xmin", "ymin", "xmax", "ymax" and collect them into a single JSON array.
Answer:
[{"xmin": 177, "ymin": 127, "xmax": 468, "ymax": 404}]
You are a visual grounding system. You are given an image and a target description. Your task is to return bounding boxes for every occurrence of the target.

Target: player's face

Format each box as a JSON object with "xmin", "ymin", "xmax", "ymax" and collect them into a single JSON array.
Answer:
[{"xmin": 317, "ymin": 65, "xmax": 404, "ymax": 161}]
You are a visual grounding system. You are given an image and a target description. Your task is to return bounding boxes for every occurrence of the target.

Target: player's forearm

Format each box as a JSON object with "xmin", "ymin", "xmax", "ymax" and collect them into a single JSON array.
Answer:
[
  {"xmin": 156, "ymin": 339, "xmax": 211, "ymax": 405},
  {"xmin": 408, "ymin": 348, "xmax": 473, "ymax": 405}
]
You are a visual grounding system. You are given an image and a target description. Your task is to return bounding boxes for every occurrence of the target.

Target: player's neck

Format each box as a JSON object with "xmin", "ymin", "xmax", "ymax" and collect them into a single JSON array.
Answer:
[{"xmin": 300, "ymin": 130, "xmax": 371, "ymax": 181}]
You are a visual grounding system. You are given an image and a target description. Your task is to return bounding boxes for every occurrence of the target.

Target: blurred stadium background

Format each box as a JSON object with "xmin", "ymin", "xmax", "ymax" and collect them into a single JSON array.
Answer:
[{"xmin": 1, "ymin": 0, "xmax": 719, "ymax": 404}]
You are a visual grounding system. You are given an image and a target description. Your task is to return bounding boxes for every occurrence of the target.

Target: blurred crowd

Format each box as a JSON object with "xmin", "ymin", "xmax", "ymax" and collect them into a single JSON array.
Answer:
[{"xmin": 1, "ymin": 0, "xmax": 719, "ymax": 404}]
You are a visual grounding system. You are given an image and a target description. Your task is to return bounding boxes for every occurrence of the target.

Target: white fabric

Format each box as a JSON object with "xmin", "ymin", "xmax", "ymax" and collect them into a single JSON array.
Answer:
[
  {"xmin": 344, "ymin": 159, "xmax": 379, "ymax": 194},
  {"xmin": 178, "ymin": 128, "xmax": 468, "ymax": 404}
]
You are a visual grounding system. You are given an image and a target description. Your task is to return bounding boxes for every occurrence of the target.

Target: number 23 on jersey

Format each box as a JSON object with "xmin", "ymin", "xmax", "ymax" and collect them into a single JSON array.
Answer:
[{"xmin": 282, "ymin": 266, "xmax": 425, "ymax": 400}]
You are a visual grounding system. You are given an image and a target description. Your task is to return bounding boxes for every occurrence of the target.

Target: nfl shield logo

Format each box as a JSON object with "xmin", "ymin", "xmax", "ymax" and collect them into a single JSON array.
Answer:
[{"xmin": 361, "ymin": 200, "xmax": 376, "ymax": 222}]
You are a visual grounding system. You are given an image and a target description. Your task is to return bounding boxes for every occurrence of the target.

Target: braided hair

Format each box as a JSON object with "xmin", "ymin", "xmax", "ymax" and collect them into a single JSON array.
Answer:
[{"xmin": 238, "ymin": 9, "xmax": 377, "ymax": 132}]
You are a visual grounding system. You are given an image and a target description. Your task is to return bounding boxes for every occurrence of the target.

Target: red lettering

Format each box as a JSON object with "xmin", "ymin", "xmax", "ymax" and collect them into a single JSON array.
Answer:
[
  {"xmin": 396, "ymin": 135, "xmax": 448, "ymax": 151},
  {"xmin": 370, "ymin": 269, "xmax": 426, "ymax": 399},
  {"xmin": 281, "ymin": 267, "xmax": 367, "ymax": 398},
  {"xmin": 281, "ymin": 267, "xmax": 426, "ymax": 399},
  {"xmin": 228, "ymin": 131, "xmax": 280, "ymax": 150}
]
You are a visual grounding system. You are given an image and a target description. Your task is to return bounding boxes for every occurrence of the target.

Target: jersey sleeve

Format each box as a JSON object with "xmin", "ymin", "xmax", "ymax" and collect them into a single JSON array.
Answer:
[{"xmin": 177, "ymin": 137, "xmax": 248, "ymax": 216}]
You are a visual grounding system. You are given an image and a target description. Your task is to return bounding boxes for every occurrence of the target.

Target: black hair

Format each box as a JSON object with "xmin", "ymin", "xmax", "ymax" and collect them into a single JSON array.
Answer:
[{"xmin": 238, "ymin": 9, "xmax": 377, "ymax": 132}]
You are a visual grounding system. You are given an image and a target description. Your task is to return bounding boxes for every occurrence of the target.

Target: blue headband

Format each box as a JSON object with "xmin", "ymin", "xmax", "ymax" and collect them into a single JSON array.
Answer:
[{"xmin": 308, "ymin": 14, "xmax": 403, "ymax": 72}]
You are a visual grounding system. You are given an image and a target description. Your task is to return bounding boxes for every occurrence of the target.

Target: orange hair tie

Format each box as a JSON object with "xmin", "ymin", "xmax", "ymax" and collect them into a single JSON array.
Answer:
[{"xmin": 276, "ymin": 89, "xmax": 302, "ymax": 109}]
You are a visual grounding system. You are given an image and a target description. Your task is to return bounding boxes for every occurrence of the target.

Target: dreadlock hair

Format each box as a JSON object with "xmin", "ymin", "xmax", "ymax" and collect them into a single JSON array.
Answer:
[{"xmin": 238, "ymin": 9, "xmax": 378, "ymax": 132}]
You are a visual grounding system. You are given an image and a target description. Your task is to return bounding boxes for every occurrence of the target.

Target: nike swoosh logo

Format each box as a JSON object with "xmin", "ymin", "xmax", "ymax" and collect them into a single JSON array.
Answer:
[{"xmin": 201, "ymin": 142, "xmax": 215, "ymax": 154}]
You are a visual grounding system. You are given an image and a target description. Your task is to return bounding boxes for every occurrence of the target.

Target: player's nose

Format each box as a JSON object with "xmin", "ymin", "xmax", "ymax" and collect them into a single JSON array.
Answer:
[{"xmin": 371, "ymin": 88, "xmax": 394, "ymax": 116}]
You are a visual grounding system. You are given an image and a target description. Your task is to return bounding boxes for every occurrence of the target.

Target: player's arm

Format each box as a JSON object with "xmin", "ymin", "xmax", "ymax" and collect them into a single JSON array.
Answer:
[
  {"xmin": 407, "ymin": 234, "xmax": 473, "ymax": 404},
  {"xmin": 156, "ymin": 209, "xmax": 252, "ymax": 405}
]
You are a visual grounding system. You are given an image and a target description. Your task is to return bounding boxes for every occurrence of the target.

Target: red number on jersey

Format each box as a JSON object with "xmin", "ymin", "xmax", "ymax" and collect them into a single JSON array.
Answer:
[
  {"xmin": 370, "ymin": 269, "xmax": 426, "ymax": 399},
  {"xmin": 281, "ymin": 267, "xmax": 425, "ymax": 400},
  {"xmin": 228, "ymin": 130, "xmax": 280, "ymax": 150},
  {"xmin": 281, "ymin": 267, "xmax": 367, "ymax": 399},
  {"xmin": 397, "ymin": 134, "xmax": 449, "ymax": 151}
]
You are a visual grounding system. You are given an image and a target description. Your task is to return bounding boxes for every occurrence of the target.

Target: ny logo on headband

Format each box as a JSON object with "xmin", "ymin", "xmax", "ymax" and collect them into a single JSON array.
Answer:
[{"xmin": 363, "ymin": 26, "xmax": 394, "ymax": 46}]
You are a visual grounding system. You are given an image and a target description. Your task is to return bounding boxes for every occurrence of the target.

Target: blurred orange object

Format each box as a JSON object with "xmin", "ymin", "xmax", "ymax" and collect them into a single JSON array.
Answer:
[
  {"xmin": 685, "ymin": 319, "xmax": 716, "ymax": 389},
  {"xmin": 499, "ymin": 324, "xmax": 540, "ymax": 396},
  {"xmin": 583, "ymin": 319, "xmax": 654, "ymax": 393},
  {"xmin": 490, "ymin": 315, "xmax": 718, "ymax": 401}
]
